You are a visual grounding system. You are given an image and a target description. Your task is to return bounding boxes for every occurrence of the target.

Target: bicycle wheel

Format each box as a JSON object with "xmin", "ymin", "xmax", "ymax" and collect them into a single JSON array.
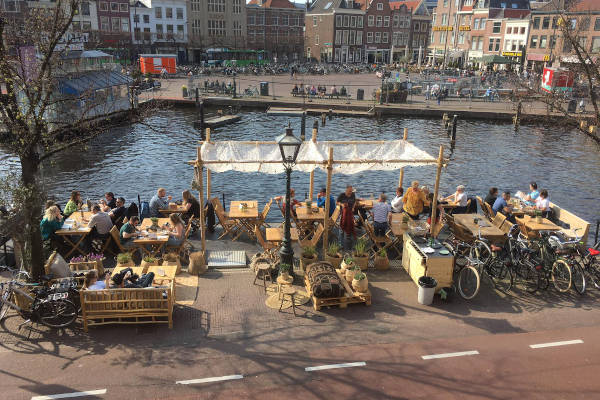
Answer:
[
  {"xmin": 0, "ymin": 288, "xmax": 12, "ymax": 321},
  {"xmin": 488, "ymin": 261, "xmax": 514, "ymax": 293},
  {"xmin": 587, "ymin": 261, "xmax": 600, "ymax": 289},
  {"xmin": 570, "ymin": 261, "xmax": 586, "ymax": 295},
  {"xmin": 37, "ymin": 299, "xmax": 77, "ymax": 329},
  {"xmin": 471, "ymin": 240, "xmax": 492, "ymax": 270},
  {"xmin": 457, "ymin": 265, "xmax": 480, "ymax": 300},
  {"xmin": 551, "ymin": 259, "xmax": 572, "ymax": 293},
  {"xmin": 515, "ymin": 262, "xmax": 540, "ymax": 294}
]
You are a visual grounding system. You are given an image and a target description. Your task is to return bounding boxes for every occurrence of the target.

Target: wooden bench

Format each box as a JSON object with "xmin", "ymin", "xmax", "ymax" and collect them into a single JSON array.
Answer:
[
  {"xmin": 550, "ymin": 202, "xmax": 591, "ymax": 246},
  {"xmin": 80, "ymin": 281, "xmax": 174, "ymax": 332}
]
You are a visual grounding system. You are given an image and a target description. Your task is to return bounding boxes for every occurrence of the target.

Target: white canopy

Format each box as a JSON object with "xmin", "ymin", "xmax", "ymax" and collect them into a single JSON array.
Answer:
[{"xmin": 199, "ymin": 140, "xmax": 437, "ymax": 175}]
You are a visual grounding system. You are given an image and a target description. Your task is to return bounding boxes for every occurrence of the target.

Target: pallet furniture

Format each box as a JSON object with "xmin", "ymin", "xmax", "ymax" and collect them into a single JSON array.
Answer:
[
  {"xmin": 402, "ymin": 232, "xmax": 454, "ymax": 291},
  {"xmin": 550, "ymin": 202, "xmax": 591, "ymax": 246},
  {"xmin": 80, "ymin": 281, "xmax": 174, "ymax": 332},
  {"xmin": 304, "ymin": 269, "xmax": 371, "ymax": 311}
]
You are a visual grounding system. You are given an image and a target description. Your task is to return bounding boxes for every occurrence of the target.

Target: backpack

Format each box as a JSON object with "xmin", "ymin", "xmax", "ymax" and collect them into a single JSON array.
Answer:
[
  {"xmin": 126, "ymin": 202, "xmax": 139, "ymax": 219},
  {"xmin": 139, "ymin": 201, "xmax": 150, "ymax": 221}
]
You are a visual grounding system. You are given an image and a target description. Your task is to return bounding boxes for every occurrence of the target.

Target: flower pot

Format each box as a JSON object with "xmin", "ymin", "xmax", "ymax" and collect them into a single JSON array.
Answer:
[
  {"xmin": 345, "ymin": 268, "xmax": 357, "ymax": 283},
  {"xmin": 300, "ymin": 255, "xmax": 317, "ymax": 272},
  {"xmin": 353, "ymin": 254, "xmax": 369, "ymax": 271},
  {"xmin": 340, "ymin": 259, "xmax": 355, "ymax": 273},
  {"xmin": 140, "ymin": 260, "xmax": 160, "ymax": 274},
  {"xmin": 324, "ymin": 254, "xmax": 342, "ymax": 269},
  {"xmin": 374, "ymin": 255, "xmax": 390, "ymax": 270},
  {"xmin": 116, "ymin": 260, "xmax": 134, "ymax": 269},
  {"xmin": 352, "ymin": 277, "xmax": 369, "ymax": 293},
  {"xmin": 536, "ymin": 216, "xmax": 543, "ymax": 223},
  {"xmin": 162, "ymin": 253, "xmax": 181, "ymax": 275},
  {"xmin": 281, "ymin": 271, "xmax": 291, "ymax": 281}
]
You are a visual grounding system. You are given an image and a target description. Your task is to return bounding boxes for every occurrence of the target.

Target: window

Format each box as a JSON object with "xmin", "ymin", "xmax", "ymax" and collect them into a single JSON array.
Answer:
[
  {"xmin": 473, "ymin": 18, "xmax": 479, "ymax": 30},
  {"xmin": 143, "ymin": 14, "xmax": 149, "ymax": 23},
  {"xmin": 191, "ymin": 0, "xmax": 201, "ymax": 12},
  {"xmin": 351, "ymin": 16, "xmax": 356, "ymax": 27},
  {"xmin": 570, "ymin": 18, "xmax": 576, "ymax": 30},
  {"xmin": 595, "ymin": 18, "xmax": 600, "ymax": 31},
  {"xmin": 111, "ymin": 2, "xmax": 118, "ymax": 12},
  {"xmin": 377, "ymin": 2, "xmax": 383, "ymax": 10},
  {"xmin": 166, "ymin": 24, "xmax": 174, "ymax": 37},
  {"xmin": 3, "ymin": 0, "xmax": 20, "ymax": 12},
  {"xmin": 72, "ymin": 21, "xmax": 81, "ymax": 30},
  {"xmin": 542, "ymin": 17, "xmax": 549, "ymax": 29},
  {"xmin": 506, "ymin": 27, "xmax": 511, "ymax": 34},
  {"xmin": 99, "ymin": 1, "xmax": 108, "ymax": 11},
  {"xmin": 334, "ymin": 48, "xmax": 339, "ymax": 62},
  {"xmin": 492, "ymin": 21, "xmax": 501, "ymax": 33},
  {"xmin": 336, "ymin": 15, "xmax": 342, "ymax": 27},
  {"xmin": 592, "ymin": 37, "xmax": 600, "ymax": 53},
  {"xmin": 358, "ymin": 16, "xmax": 363, "ymax": 27},
  {"xmin": 121, "ymin": 18, "xmax": 129, "ymax": 32},
  {"xmin": 335, "ymin": 30, "xmax": 342, "ymax": 44},
  {"xmin": 511, "ymin": 39, "xmax": 517, "ymax": 50},
  {"xmin": 471, "ymin": 36, "xmax": 482, "ymax": 50},
  {"xmin": 500, "ymin": 2, "xmax": 506, "ymax": 7},
  {"xmin": 133, "ymin": 14, "xmax": 139, "ymax": 23},
  {"xmin": 248, "ymin": 14, "xmax": 255, "ymax": 25},
  {"xmin": 282, "ymin": 15, "xmax": 288, "ymax": 25},
  {"xmin": 111, "ymin": 17, "xmax": 120, "ymax": 31},
  {"xmin": 480, "ymin": 18, "xmax": 486, "ymax": 29},
  {"xmin": 376, "ymin": 15, "xmax": 382, "ymax": 27},
  {"xmin": 393, "ymin": 14, "xmax": 399, "ymax": 27},
  {"xmin": 367, "ymin": 31, "xmax": 373, "ymax": 43},
  {"xmin": 313, "ymin": 16, "xmax": 317, "ymax": 26},
  {"xmin": 533, "ymin": 17, "xmax": 540, "ymax": 29},
  {"xmin": 349, "ymin": 30, "xmax": 355, "ymax": 44},
  {"xmin": 530, "ymin": 35, "xmax": 537, "ymax": 48},
  {"xmin": 552, "ymin": 16, "xmax": 558, "ymax": 29},
  {"xmin": 368, "ymin": 15, "xmax": 374, "ymax": 26},
  {"xmin": 414, "ymin": 22, "xmax": 420, "ymax": 31},
  {"xmin": 315, "ymin": 34, "xmax": 319, "ymax": 44},
  {"xmin": 382, "ymin": 32, "xmax": 388, "ymax": 43},
  {"xmin": 82, "ymin": 21, "xmax": 91, "ymax": 30},
  {"xmin": 272, "ymin": 15, "xmax": 278, "ymax": 26},
  {"xmin": 208, "ymin": 20, "xmax": 226, "ymax": 36},
  {"xmin": 441, "ymin": 14, "xmax": 447, "ymax": 25},
  {"xmin": 356, "ymin": 31, "xmax": 363, "ymax": 44},
  {"xmin": 134, "ymin": 27, "xmax": 141, "ymax": 40},
  {"xmin": 100, "ymin": 16, "xmax": 109, "ymax": 31},
  {"xmin": 384, "ymin": 16, "xmax": 389, "ymax": 27},
  {"xmin": 80, "ymin": 2, "xmax": 90, "ymax": 15},
  {"xmin": 412, "ymin": 37, "xmax": 418, "ymax": 47},
  {"xmin": 375, "ymin": 32, "xmax": 381, "ymax": 43},
  {"xmin": 488, "ymin": 38, "xmax": 499, "ymax": 51},
  {"xmin": 208, "ymin": 0, "xmax": 225, "ymax": 13},
  {"xmin": 549, "ymin": 35, "xmax": 556, "ymax": 49},
  {"xmin": 342, "ymin": 30, "xmax": 348, "ymax": 44},
  {"xmin": 177, "ymin": 24, "xmax": 184, "ymax": 37},
  {"xmin": 233, "ymin": 0, "xmax": 241, "ymax": 14},
  {"xmin": 504, "ymin": 39, "xmax": 509, "ymax": 49},
  {"xmin": 563, "ymin": 39, "xmax": 572, "ymax": 53},
  {"xmin": 166, "ymin": 7, "xmax": 172, "ymax": 18},
  {"xmin": 119, "ymin": 3, "xmax": 127, "ymax": 12},
  {"xmin": 344, "ymin": 15, "xmax": 349, "ymax": 27},
  {"xmin": 495, "ymin": 38, "xmax": 500, "ymax": 51},
  {"xmin": 578, "ymin": 36, "xmax": 587, "ymax": 49},
  {"xmin": 156, "ymin": 24, "xmax": 163, "ymax": 38},
  {"xmin": 458, "ymin": 31, "xmax": 464, "ymax": 44},
  {"xmin": 440, "ymin": 31, "xmax": 446, "ymax": 44},
  {"xmin": 432, "ymin": 13, "xmax": 436, "ymax": 24},
  {"xmin": 177, "ymin": 8, "xmax": 183, "ymax": 19},
  {"xmin": 155, "ymin": 7, "xmax": 162, "ymax": 18},
  {"xmin": 581, "ymin": 17, "xmax": 590, "ymax": 31},
  {"xmin": 539, "ymin": 35, "xmax": 547, "ymax": 48},
  {"xmin": 520, "ymin": 27, "xmax": 525, "ymax": 34},
  {"xmin": 443, "ymin": 0, "xmax": 448, "ymax": 6}
]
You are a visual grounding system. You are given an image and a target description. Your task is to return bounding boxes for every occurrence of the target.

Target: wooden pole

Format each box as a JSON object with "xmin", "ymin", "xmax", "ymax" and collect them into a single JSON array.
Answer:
[
  {"xmin": 430, "ymin": 145, "xmax": 444, "ymax": 237},
  {"xmin": 399, "ymin": 127, "xmax": 408, "ymax": 188},
  {"xmin": 308, "ymin": 127, "xmax": 318, "ymax": 201},
  {"xmin": 323, "ymin": 147, "xmax": 333, "ymax": 255},
  {"xmin": 196, "ymin": 147, "xmax": 206, "ymax": 254},
  {"xmin": 205, "ymin": 128, "xmax": 211, "ymax": 203}
]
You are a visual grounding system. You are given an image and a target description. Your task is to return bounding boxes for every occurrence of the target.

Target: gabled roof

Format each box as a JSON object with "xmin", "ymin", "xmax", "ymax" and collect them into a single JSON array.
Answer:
[
  {"xmin": 308, "ymin": 0, "xmax": 361, "ymax": 13},
  {"xmin": 489, "ymin": 0, "xmax": 530, "ymax": 10},
  {"xmin": 389, "ymin": 0, "xmax": 428, "ymax": 15},
  {"xmin": 249, "ymin": 0, "xmax": 298, "ymax": 8}
]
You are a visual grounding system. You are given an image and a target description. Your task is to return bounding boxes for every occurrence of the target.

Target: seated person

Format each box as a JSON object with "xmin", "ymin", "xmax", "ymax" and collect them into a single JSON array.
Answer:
[
  {"xmin": 84, "ymin": 270, "xmax": 111, "ymax": 290},
  {"xmin": 108, "ymin": 197, "xmax": 127, "ymax": 224},
  {"xmin": 45, "ymin": 199, "xmax": 63, "ymax": 215},
  {"xmin": 149, "ymin": 188, "xmax": 171, "ymax": 217},
  {"xmin": 292, "ymin": 84, "xmax": 299, "ymax": 95},
  {"xmin": 111, "ymin": 267, "xmax": 155, "ymax": 288},
  {"xmin": 87, "ymin": 204, "xmax": 113, "ymax": 239},
  {"xmin": 492, "ymin": 191, "xmax": 516, "ymax": 223},
  {"xmin": 444, "ymin": 185, "xmax": 468, "ymax": 214},
  {"xmin": 165, "ymin": 214, "xmax": 186, "ymax": 247},
  {"xmin": 330, "ymin": 85, "xmax": 338, "ymax": 98},
  {"xmin": 402, "ymin": 181, "xmax": 428, "ymax": 220},
  {"xmin": 63, "ymin": 190, "xmax": 83, "ymax": 217},
  {"xmin": 340, "ymin": 86, "xmax": 347, "ymax": 96},
  {"xmin": 519, "ymin": 182, "xmax": 540, "ymax": 206},
  {"xmin": 535, "ymin": 189, "xmax": 551, "ymax": 218},
  {"xmin": 276, "ymin": 188, "xmax": 301, "ymax": 215},
  {"xmin": 182, "ymin": 190, "xmax": 201, "ymax": 222},
  {"xmin": 391, "ymin": 187, "xmax": 404, "ymax": 213},
  {"xmin": 119, "ymin": 216, "xmax": 140, "ymax": 248},
  {"xmin": 40, "ymin": 205, "xmax": 64, "ymax": 241},
  {"xmin": 100, "ymin": 192, "xmax": 116, "ymax": 212},
  {"xmin": 371, "ymin": 193, "xmax": 392, "ymax": 236},
  {"xmin": 485, "ymin": 187, "xmax": 498, "ymax": 208},
  {"xmin": 316, "ymin": 188, "xmax": 336, "ymax": 217}
]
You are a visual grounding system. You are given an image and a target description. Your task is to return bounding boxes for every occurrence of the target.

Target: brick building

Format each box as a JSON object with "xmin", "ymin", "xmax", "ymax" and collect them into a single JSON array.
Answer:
[
  {"xmin": 246, "ymin": 0, "xmax": 305, "ymax": 61},
  {"xmin": 305, "ymin": 0, "xmax": 365, "ymax": 63},
  {"xmin": 96, "ymin": 0, "xmax": 132, "ymax": 54},
  {"xmin": 362, "ymin": 0, "xmax": 393, "ymax": 63}
]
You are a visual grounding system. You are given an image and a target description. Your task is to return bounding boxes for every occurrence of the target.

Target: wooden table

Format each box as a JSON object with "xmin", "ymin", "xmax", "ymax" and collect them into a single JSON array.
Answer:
[
  {"xmin": 357, "ymin": 199, "xmax": 374, "ymax": 209},
  {"xmin": 454, "ymin": 213, "xmax": 506, "ymax": 243},
  {"xmin": 55, "ymin": 211, "xmax": 94, "ymax": 258},
  {"xmin": 510, "ymin": 200, "xmax": 536, "ymax": 217},
  {"xmin": 140, "ymin": 218, "xmax": 170, "ymax": 230},
  {"xmin": 519, "ymin": 215, "xmax": 561, "ymax": 232},
  {"xmin": 133, "ymin": 232, "xmax": 169, "ymax": 257},
  {"xmin": 296, "ymin": 206, "xmax": 325, "ymax": 221},
  {"xmin": 229, "ymin": 201, "xmax": 259, "ymax": 239},
  {"xmin": 390, "ymin": 214, "xmax": 429, "ymax": 236},
  {"xmin": 266, "ymin": 227, "xmax": 299, "ymax": 242},
  {"xmin": 159, "ymin": 204, "xmax": 187, "ymax": 216}
]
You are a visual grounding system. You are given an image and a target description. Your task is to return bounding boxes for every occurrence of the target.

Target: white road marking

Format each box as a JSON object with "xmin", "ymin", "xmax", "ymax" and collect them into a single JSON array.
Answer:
[
  {"xmin": 530, "ymin": 339, "xmax": 584, "ymax": 349},
  {"xmin": 31, "ymin": 389, "xmax": 107, "ymax": 400},
  {"xmin": 422, "ymin": 350, "xmax": 479, "ymax": 360},
  {"xmin": 305, "ymin": 362, "xmax": 366, "ymax": 371},
  {"xmin": 176, "ymin": 375, "xmax": 244, "ymax": 385}
]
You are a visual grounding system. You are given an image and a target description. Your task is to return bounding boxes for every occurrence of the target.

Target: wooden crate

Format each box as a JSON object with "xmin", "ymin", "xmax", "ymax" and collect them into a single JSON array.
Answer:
[
  {"xmin": 402, "ymin": 234, "xmax": 453, "ymax": 291},
  {"xmin": 304, "ymin": 269, "xmax": 371, "ymax": 311}
]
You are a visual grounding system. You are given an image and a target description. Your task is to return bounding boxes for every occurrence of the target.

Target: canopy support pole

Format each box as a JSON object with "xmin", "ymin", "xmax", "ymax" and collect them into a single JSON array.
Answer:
[
  {"xmin": 399, "ymin": 127, "xmax": 408, "ymax": 188},
  {"xmin": 308, "ymin": 127, "xmax": 318, "ymax": 201},
  {"xmin": 323, "ymin": 147, "xmax": 333, "ymax": 255},
  {"xmin": 206, "ymin": 128, "xmax": 211, "ymax": 203},
  {"xmin": 196, "ymin": 147, "xmax": 206, "ymax": 254},
  {"xmin": 430, "ymin": 145, "xmax": 444, "ymax": 237}
]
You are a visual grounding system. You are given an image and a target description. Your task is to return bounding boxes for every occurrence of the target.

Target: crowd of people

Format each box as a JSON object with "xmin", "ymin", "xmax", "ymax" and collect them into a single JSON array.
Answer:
[{"xmin": 291, "ymin": 83, "xmax": 349, "ymax": 99}]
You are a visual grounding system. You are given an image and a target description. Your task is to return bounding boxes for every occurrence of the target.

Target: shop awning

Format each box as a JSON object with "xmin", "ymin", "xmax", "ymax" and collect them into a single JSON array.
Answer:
[{"xmin": 480, "ymin": 55, "xmax": 517, "ymax": 64}]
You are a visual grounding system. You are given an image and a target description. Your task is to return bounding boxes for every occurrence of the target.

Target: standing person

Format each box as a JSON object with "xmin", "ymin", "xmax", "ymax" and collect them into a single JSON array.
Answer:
[
  {"xmin": 149, "ymin": 188, "xmax": 171, "ymax": 217},
  {"xmin": 371, "ymin": 193, "xmax": 392, "ymax": 236},
  {"xmin": 391, "ymin": 187, "xmax": 404, "ymax": 213},
  {"xmin": 339, "ymin": 202, "xmax": 355, "ymax": 251},
  {"xmin": 64, "ymin": 190, "xmax": 82, "ymax": 217},
  {"xmin": 337, "ymin": 185, "xmax": 356, "ymax": 208},
  {"xmin": 402, "ymin": 181, "xmax": 428, "ymax": 220},
  {"xmin": 100, "ymin": 192, "xmax": 116, "ymax": 212},
  {"xmin": 181, "ymin": 190, "xmax": 200, "ymax": 222},
  {"xmin": 316, "ymin": 188, "xmax": 336, "ymax": 217},
  {"xmin": 485, "ymin": 187, "xmax": 498, "ymax": 208}
]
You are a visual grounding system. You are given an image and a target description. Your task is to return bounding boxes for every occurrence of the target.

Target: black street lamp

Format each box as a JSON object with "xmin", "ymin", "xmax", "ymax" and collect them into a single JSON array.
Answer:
[{"xmin": 276, "ymin": 123, "xmax": 302, "ymax": 268}]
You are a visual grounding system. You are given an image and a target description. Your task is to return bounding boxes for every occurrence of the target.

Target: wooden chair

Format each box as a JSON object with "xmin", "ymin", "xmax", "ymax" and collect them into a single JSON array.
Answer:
[
  {"xmin": 254, "ymin": 225, "xmax": 279, "ymax": 261},
  {"xmin": 211, "ymin": 198, "xmax": 242, "ymax": 240},
  {"xmin": 476, "ymin": 196, "xmax": 489, "ymax": 219},
  {"xmin": 363, "ymin": 221, "xmax": 396, "ymax": 258},
  {"xmin": 252, "ymin": 198, "xmax": 272, "ymax": 230},
  {"xmin": 326, "ymin": 205, "xmax": 341, "ymax": 241},
  {"xmin": 492, "ymin": 213, "xmax": 507, "ymax": 228},
  {"xmin": 484, "ymin": 202, "xmax": 494, "ymax": 221},
  {"xmin": 108, "ymin": 226, "xmax": 130, "ymax": 254},
  {"xmin": 299, "ymin": 224, "xmax": 324, "ymax": 249}
]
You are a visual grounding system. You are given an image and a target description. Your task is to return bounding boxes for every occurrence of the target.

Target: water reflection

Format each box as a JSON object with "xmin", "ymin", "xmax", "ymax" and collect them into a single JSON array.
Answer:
[{"xmin": 0, "ymin": 110, "xmax": 599, "ymax": 226}]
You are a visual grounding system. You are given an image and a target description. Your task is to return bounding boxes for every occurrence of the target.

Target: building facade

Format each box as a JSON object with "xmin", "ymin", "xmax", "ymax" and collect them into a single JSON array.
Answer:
[
  {"xmin": 187, "ymin": 0, "xmax": 247, "ymax": 63},
  {"xmin": 96, "ymin": 0, "xmax": 132, "ymax": 54},
  {"xmin": 246, "ymin": 0, "xmax": 305, "ymax": 61},
  {"xmin": 363, "ymin": 0, "xmax": 393, "ymax": 63}
]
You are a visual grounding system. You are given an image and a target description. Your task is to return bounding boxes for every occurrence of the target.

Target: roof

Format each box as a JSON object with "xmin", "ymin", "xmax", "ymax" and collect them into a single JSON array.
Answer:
[
  {"xmin": 308, "ymin": 0, "xmax": 360, "ymax": 13},
  {"xmin": 489, "ymin": 0, "xmax": 530, "ymax": 9},
  {"xmin": 488, "ymin": 8, "xmax": 530, "ymax": 18},
  {"xmin": 58, "ymin": 70, "xmax": 132, "ymax": 96},
  {"xmin": 248, "ymin": 0, "xmax": 297, "ymax": 8},
  {"xmin": 389, "ymin": 0, "xmax": 427, "ymax": 14},
  {"xmin": 61, "ymin": 50, "xmax": 112, "ymax": 60}
]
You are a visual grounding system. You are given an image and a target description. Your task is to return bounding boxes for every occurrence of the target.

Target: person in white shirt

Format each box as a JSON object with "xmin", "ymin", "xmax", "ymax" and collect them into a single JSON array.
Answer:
[
  {"xmin": 444, "ymin": 185, "xmax": 468, "ymax": 214},
  {"xmin": 535, "ymin": 189, "xmax": 551, "ymax": 218},
  {"xmin": 391, "ymin": 187, "xmax": 404, "ymax": 213}
]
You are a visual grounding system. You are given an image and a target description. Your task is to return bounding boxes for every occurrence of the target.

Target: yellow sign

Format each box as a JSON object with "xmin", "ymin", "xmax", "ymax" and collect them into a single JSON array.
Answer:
[
  {"xmin": 459, "ymin": 25, "xmax": 471, "ymax": 31},
  {"xmin": 543, "ymin": 54, "xmax": 550, "ymax": 61},
  {"xmin": 433, "ymin": 26, "xmax": 453, "ymax": 31},
  {"xmin": 502, "ymin": 51, "xmax": 522, "ymax": 57}
]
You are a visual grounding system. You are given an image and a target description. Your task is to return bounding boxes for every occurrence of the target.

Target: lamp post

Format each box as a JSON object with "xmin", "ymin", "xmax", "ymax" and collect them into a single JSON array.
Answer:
[{"xmin": 276, "ymin": 123, "xmax": 302, "ymax": 268}]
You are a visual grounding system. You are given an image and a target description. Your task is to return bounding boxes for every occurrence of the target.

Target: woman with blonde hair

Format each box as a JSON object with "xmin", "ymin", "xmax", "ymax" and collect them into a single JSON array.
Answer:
[
  {"xmin": 40, "ymin": 206, "xmax": 63, "ymax": 241},
  {"xmin": 165, "ymin": 213, "xmax": 185, "ymax": 246}
]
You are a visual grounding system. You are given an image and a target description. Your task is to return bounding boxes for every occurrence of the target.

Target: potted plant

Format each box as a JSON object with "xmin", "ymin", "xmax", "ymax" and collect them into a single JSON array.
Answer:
[
  {"xmin": 116, "ymin": 252, "xmax": 133, "ymax": 268},
  {"xmin": 279, "ymin": 263, "xmax": 292, "ymax": 280},
  {"xmin": 149, "ymin": 217, "xmax": 159, "ymax": 231},
  {"xmin": 340, "ymin": 254, "xmax": 355, "ymax": 273},
  {"xmin": 535, "ymin": 209, "xmax": 543, "ymax": 223},
  {"xmin": 300, "ymin": 245, "xmax": 317, "ymax": 271},
  {"xmin": 352, "ymin": 271, "xmax": 369, "ymax": 293},
  {"xmin": 88, "ymin": 253, "xmax": 105, "ymax": 275},
  {"xmin": 353, "ymin": 238, "xmax": 369, "ymax": 271},
  {"xmin": 401, "ymin": 214, "xmax": 410, "ymax": 229},
  {"xmin": 325, "ymin": 243, "xmax": 342, "ymax": 268},
  {"xmin": 141, "ymin": 255, "xmax": 159, "ymax": 273},
  {"xmin": 305, "ymin": 200, "xmax": 313, "ymax": 213},
  {"xmin": 345, "ymin": 264, "xmax": 360, "ymax": 284},
  {"xmin": 374, "ymin": 248, "xmax": 390, "ymax": 270},
  {"xmin": 162, "ymin": 252, "xmax": 181, "ymax": 275}
]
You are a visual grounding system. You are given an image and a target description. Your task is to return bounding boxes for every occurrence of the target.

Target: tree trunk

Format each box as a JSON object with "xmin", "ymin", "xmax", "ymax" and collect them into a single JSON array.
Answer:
[{"xmin": 19, "ymin": 150, "xmax": 45, "ymax": 280}]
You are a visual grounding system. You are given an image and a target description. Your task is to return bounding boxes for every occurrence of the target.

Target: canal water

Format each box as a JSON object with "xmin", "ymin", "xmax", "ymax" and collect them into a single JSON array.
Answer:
[{"xmin": 1, "ymin": 109, "xmax": 599, "ymax": 228}]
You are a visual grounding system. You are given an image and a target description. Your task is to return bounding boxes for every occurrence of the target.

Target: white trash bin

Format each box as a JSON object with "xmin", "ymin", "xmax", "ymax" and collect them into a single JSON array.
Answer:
[{"xmin": 417, "ymin": 276, "xmax": 437, "ymax": 305}]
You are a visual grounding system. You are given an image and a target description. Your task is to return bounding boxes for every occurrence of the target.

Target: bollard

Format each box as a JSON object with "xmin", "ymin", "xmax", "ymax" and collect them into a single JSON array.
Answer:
[
  {"xmin": 321, "ymin": 113, "xmax": 326, "ymax": 126},
  {"xmin": 442, "ymin": 113, "xmax": 449, "ymax": 129},
  {"xmin": 198, "ymin": 100, "xmax": 205, "ymax": 134},
  {"xmin": 328, "ymin": 109, "xmax": 333, "ymax": 120},
  {"xmin": 222, "ymin": 193, "xmax": 226, "ymax": 211},
  {"xmin": 450, "ymin": 115, "xmax": 457, "ymax": 146},
  {"xmin": 595, "ymin": 220, "xmax": 599, "ymax": 245},
  {"xmin": 313, "ymin": 120, "xmax": 319, "ymax": 130},
  {"xmin": 300, "ymin": 111, "xmax": 306, "ymax": 141}
]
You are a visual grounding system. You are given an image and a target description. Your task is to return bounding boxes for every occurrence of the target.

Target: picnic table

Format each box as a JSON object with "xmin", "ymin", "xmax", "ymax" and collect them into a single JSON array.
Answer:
[
  {"xmin": 229, "ymin": 201, "xmax": 259, "ymax": 239},
  {"xmin": 509, "ymin": 198, "xmax": 536, "ymax": 217},
  {"xmin": 296, "ymin": 206, "xmax": 325, "ymax": 221},
  {"xmin": 55, "ymin": 211, "xmax": 93, "ymax": 258},
  {"xmin": 518, "ymin": 215, "xmax": 561, "ymax": 233},
  {"xmin": 140, "ymin": 218, "xmax": 170, "ymax": 230},
  {"xmin": 159, "ymin": 204, "xmax": 187, "ymax": 216},
  {"xmin": 454, "ymin": 213, "xmax": 506, "ymax": 243},
  {"xmin": 266, "ymin": 227, "xmax": 299, "ymax": 242},
  {"xmin": 136, "ymin": 217, "xmax": 171, "ymax": 257},
  {"xmin": 357, "ymin": 199, "xmax": 374, "ymax": 209}
]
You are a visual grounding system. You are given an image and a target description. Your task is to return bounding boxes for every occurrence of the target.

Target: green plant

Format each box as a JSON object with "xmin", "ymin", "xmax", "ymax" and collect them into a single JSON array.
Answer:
[
  {"xmin": 117, "ymin": 253, "xmax": 132, "ymax": 264},
  {"xmin": 354, "ymin": 272, "xmax": 366, "ymax": 281},
  {"xmin": 535, "ymin": 210, "xmax": 542, "ymax": 217},
  {"xmin": 402, "ymin": 215, "xmax": 410, "ymax": 224},
  {"xmin": 377, "ymin": 248, "xmax": 387, "ymax": 258},
  {"xmin": 150, "ymin": 217, "xmax": 159, "ymax": 225},
  {"xmin": 343, "ymin": 255, "xmax": 355, "ymax": 264},
  {"xmin": 302, "ymin": 245, "xmax": 317, "ymax": 258},
  {"xmin": 305, "ymin": 200, "xmax": 312, "ymax": 208},
  {"xmin": 143, "ymin": 255, "xmax": 156, "ymax": 263},
  {"xmin": 353, "ymin": 238, "xmax": 368, "ymax": 257},
  {"xmin": 327, "ymin": 243, "xmax": 341, "ymax": 257},
  {"xmin": 279, "ymin": 263, "xmax": 292, "ymax": 273}
]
